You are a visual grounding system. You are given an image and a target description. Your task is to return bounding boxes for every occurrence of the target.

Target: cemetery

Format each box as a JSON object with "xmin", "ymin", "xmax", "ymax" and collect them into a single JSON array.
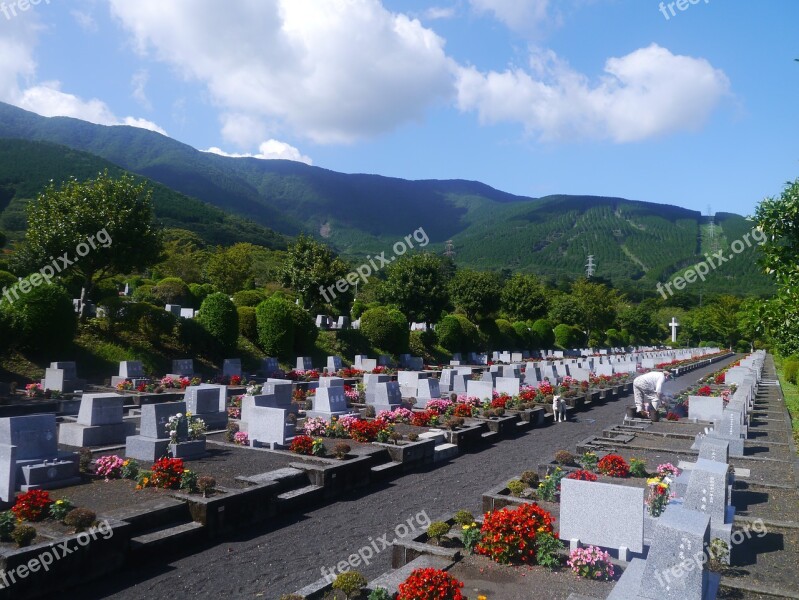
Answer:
[{"xmin": 0, "ymin": 344, "xmax": 795, "ymax": 599}]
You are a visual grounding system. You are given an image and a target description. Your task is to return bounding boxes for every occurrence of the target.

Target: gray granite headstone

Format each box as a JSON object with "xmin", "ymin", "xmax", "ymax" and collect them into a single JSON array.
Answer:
[
  {"xmin": 306, "ymin": 387, "xmax": 353, "ymax": 419},
  {"xmin": 60, "ymin": 393, "xmax": 133, "ymax": 447},
  {"xmin": 364, "ymin": 374, "xmax": 390, "ymax": 404},
  {"xmin": 319, "ymin": 377, "xmax": 345, "ymax": 388},
  {"xmin": 415, "ymin": 379, "xmax": 441, "ymax": 407},
  {"xmin": 119, "ymin": 361, "xmax": 145, "ymax": 378},
  {"xmin": 466, "ymin": 379, "xmax": 493, "ymax": 401},
  {"xmin": 326, "ymin": 356, "xmax": 343, "ymax": 372},
  {"xmin": 495, "ymin": 377, "xmax": 520, "ymax": 397},
  {"xmin": 698, "ymin": 438, "xmax": 729, "ymax": 463},
  {"xmin": 296, "ymin": 357, "xmax": 313, "ymax": 371},
  {"xmin": 560, "ymin": 478, "xmax": 644, "ymax": 557},
  {"xmin": 171, "ymin": 359, "xmax": 195, "ymax": 376},
  {"xmin": 223, "ymin": 359, "xmax": 242, "ymax": 378},
  {"xmin": 248, "ymin": 407, "xmax": 295, "ymax": 449},
  {"xmin": 688, "ymin": 396, "xmax": 724, "ymax": 422},
  {"xmin": 139, "ymin": 401, "xmax": 186, "ymax": 439},
  {"xmin": 372, "ymin": 382, "xmax": 403, "ymax": 412},
  {"xmin": 263, "ymin": 380, "xmax": 294, "ymax": 407},
  {"xmin": 259, "ymin": 357, "xmax": 280, "ymax": 375}
]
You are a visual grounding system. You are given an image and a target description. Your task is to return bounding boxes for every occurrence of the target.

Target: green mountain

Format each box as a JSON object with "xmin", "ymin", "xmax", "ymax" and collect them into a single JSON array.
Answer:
[
  {"xmin": 0, "ymin": 139, "xmax": 285, "ymax": 249},
  {"xmin": 0, "ymin": 102, "xmax": 773, "ymax": 295}
]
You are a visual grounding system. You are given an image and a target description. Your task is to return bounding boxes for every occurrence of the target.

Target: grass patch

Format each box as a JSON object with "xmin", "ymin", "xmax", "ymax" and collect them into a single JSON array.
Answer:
[{"xmin": 773, "ymin": 355, "xmax": 799, "ymax": 451}]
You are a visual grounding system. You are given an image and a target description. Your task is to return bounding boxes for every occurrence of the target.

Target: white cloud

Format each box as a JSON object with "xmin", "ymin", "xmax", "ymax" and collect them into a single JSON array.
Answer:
[
  {"xmin": 456, "ymin": 44, "xmax": 730, "ymax": 143},
  {"xmin": 122, "ymin": 116, "xmax": 167, "ymax": 135},
  {"xmin": 424, "ymin": 6, "xmax": 457, "ymax": 20},
  {"xmin": 15, "ymin": 81, "xmax": 168, "ymax": 135},
  {"xmin": 131, "ymin": 69, "xmax": 151, "ymax": 110},
  {"xmin": 204, "ymin": 140, "xmax": 313, "ymax": 165},
  {"xmin": 109, "ymin": 0, "xmax": 456, "ymax": 144},
  {"xmin": 469, "ymin": 0, "xmax": 553, "ymax": 33},
  {"xmin": 71, "ymin": 9, "xmax": 98, "ymax": 32}
]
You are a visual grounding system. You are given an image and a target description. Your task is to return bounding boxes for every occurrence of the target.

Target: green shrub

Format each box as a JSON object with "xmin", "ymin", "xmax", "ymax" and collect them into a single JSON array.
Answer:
[
  {"xmin": 513, "ymin": 321, "xmax": 532, "ymax": 348},
  {"xmin": 64, "ymin": 508, "xmax": 96, "ymax": 532},
  {"xmin": 784, "ymin": 357, "xmax": 799, "ymax": 385},
  {"xmin": 536, "ymin": 531, "xmax": 564, "ymax": 570},
  {"xmin": 11, "ymin": 525, "xmax": 36, "ymax": 548},
  {"xmin": 437, "ymin": 315, "xmax": 465, "ymax": 352},
  {"xmin": 287, "ymin": 302, "xmax": 318, "ymax": 354},
  {"xmin": 232, "ymin": 289, "xmax": 266, "ymax": 307},
  {"xmin": 238, "ymin": 306, "xmax": 257, "ymax": 341},
  {"xmin": 453, "ymin": 510, "xmax": 475, "ymax": 526},
  {"xmin": 196, "ymin": 292, "xmax": 239, "ymax": 351},
  {"xmin": 554, "ymin": 450, "xmax": 576, "ymax": 465},
  {"xmin": 0, "ymin": 270, "xmax": 16, "ymax": 290},
  {"xmin": 531, "ymin": 319, "xmax": 555, "ymax": 349},
  {"xmin": 49, "ymin": 498, "xmax": 74, "ymax": 521},
  {"xmin": 368, "ymin": 588, "xmax": 392, "ymax": 600},
  {"xmin": 520, "ymin": 470, "xmax": 540, "ymax": 487},
  {"xmin": 426, "ymin": 521, "xmax": 451, "ymax": 544},
  {"xmin": 332, "ymin": 571, "xmax": 368, "ymax": 599},
  {"xmin": 256, "ymin": 296, "xmax": 294, "ymax": 357},
  {"xmin": 554, "ymin": 324, "xmax": 584, "ymax": 349},
  {"xmin": 507, "ymin": 479, "xmax": 526, "ymax": 497},
  {"xmin": 495, "ymin": 318, "xmax": 518, "ymax": 349},
  {"xmin": 7, "ymin": 283, "xmax": 76, "ymax": 351},
  {"xmin": 0, "ymin": 511, "xmax": 16, "ymax": 541},
  {"xmin": 189, "ymin": 283, "xmax": 214, "ymax": 306},
  {"xmin": 131, "ymin": 284, "xmax": 156, "ymax": 304},
  {"xmin": 151, "ymin": 277, "xmax": 190, "ymax": 306},
  {"xmin": 629, "ymin": 458, "xmax": 648, "ymax": 478},
  {"xmin": 360, "ymin": 306, "xmax": 409, "ymax": 354}
]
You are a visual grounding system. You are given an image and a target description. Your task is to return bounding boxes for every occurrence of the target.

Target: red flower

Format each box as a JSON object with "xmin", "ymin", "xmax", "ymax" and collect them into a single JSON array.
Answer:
[
  {"xmin": 476, "ymin": 503, "xmax": 555, "ymax": 565},
  {"xmin": 567, "ymin": 469, "xmax": 598, "ymax": 481},
  {"xmin": 12, "ymin": 489, "xmax": 52, "ymax": 521},
  {"xmin": 290, "ymin": 435, "xmax": 315, "ymax": 455},
  {"xmin": 697, "ymin": 385, "xmax": 713, "ymax": 397},
  {"xmin": 397, "ymin": 568, "xmax": 464, "ymax": 600},
  {"xmin": 597, "ymin": 454, "xmax": 629, "ymax": 478},
  {"xmin": 150, "ymin": 457, "xmax": 185, "ymax": 489}
]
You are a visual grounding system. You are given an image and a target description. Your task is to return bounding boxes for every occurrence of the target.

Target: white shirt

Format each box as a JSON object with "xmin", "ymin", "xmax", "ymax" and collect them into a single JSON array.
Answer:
[{"xmin": 634, "ymin": 371, "xmax": 667, "ymax": 394}]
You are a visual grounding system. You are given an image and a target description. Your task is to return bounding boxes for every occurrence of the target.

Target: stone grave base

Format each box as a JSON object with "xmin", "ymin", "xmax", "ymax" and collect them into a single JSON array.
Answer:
[
  {"xmin": 169, "ymin": 440, "xmax": 208, "ymax": 460},
  {"xmin": 607, "ymin": 557, "xmax": 720, "ymax": 600},
  {"xmin": 125, "ymin": 436, "xmax": 171, "ymax": 462},
  {"xmin": 59, "ymin": 421, "xmax": 135, "ymax": 447},
  {"xmin": 18, "ymin": 455, "xmax": 80, "ymax": 492}
]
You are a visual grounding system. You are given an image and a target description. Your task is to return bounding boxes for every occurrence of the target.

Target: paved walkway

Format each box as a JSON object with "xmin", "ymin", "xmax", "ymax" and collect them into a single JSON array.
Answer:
[{"xmin": 71, "ymin": 357, "xmax": 740, "ymax": 600}]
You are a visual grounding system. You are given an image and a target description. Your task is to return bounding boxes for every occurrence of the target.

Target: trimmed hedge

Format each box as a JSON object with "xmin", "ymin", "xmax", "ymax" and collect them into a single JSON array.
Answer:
[
  {"xmin": 238, "ymin": 306, "xmax": 257, "ymax": 341},
  {"xmin": 256, "ymin": 296, "xmax": 294, "ymax": 357},
  {"xmin": 196, "ymin": 293, "xmax": 239, "ymax": 351},
  {"xmin": 6, "ymin": 283, "xmax": 76, "ymax": 351},
  {"xmin": 360, "ymin": 306, "xmax": 409, "ymax": 354}
]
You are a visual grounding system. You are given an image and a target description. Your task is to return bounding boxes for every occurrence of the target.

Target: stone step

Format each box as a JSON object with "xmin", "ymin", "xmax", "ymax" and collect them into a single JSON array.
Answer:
[
  {"xmin": 130, "ymin": 521, "xmax": 204, "ymax": 554},
  {"xmin": 432, "ymin": 443, "xmax": 458, "ymax": 462},
  {"xmin": 370, "ymin": 461, "xmax": 403, "ymax": 479},
  {"xmin": 418, "ymin": 429, "xmax": 446, "ymax": 445},
  {"xmin": 104, "ymin": 496, "xmax": 190, "ymax": 534},
  {"xmin": 276, "ymin": 483, "xmax": 325, "ymax": 507},
  {"xmin": 481, "ymin": 430, "xmax": 499, "ymax": 442},
  {"xmin": 368, "ymin": 555, "xmax": 454, "ymax": 596}
]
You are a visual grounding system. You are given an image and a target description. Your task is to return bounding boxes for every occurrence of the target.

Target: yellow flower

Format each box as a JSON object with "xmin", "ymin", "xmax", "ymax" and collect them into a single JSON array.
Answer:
[
  {"xmin": 646, "ymin": 477, "xmax": 660, "ymax": 486},
  {"xmin": 478, "ymin": 595, "xmax": 487, "ymax": 600}
]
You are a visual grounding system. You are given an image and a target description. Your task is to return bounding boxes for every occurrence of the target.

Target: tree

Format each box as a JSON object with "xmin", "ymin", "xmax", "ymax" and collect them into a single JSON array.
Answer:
[
  {"xmin": 754, "ymin": 178, "xmax": 799, "ymax": 354},
  {"xmin": 280, "ymin": 235, "xmax": 351, "ymax": 312},
  {"xmin": 360, "ymin": 306, "xmax": 409, "ymax": 354},
  {"xmin": 530, "ymin": 319, "xmax": 555, "ymax": 349},
  {"xmin": 500, "ymin": 274, "xmax": 548, "ymax": 322},
  {"xmin": 570, "ymin": 279, "xmax": 620, "ymax": 339},
  {"xmin": 5, "ymin": 283, "xmax": 76, "ymax": 352},
  {"xmin": 706, "ymin": 295, "xmax": 742, "ymax": 348},
  {"xmin": 547, "ymin": 294, "xmax": 584, "ymax": 326},
  {"xmin": 255, "ymin": 296, "xmax": 294, "ymax": 357},
  {"xmin": 22, "ymin": 172, "xmax": 162, "ymax": 318},
  {"xmin": 617, "ymin": 302, "xmax": 658, "ymax": 344},
  {"xmin": 380, "ymin": 253, "xmax": 449, "ymax": 325},
  {"xmin": 155, "ymin": 229, "xmax": 208, "ymax": 283},
  {"xmin": 206, "ymin": 243, "xmax": 256, "ymax": 295},
  {"xmin": 449, "ymin": 269, "xmax": 501, "ymax": 321},
  {"xmin": 196, "ymin": 293, "xmax": 239, "ymax": 352}
]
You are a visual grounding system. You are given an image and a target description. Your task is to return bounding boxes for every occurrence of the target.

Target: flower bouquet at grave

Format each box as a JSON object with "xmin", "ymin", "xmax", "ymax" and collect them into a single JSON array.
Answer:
[
  {"xmin": 228, "ymin": 395, "xmax": 242, "ymax": 419},
  {"xmin": 567, "ymin": 546, "xmax": 615, "ymax": 581},
  {"xmin": 343, "ymin": 385, "xmax": 360, "ymax": 403},
  {"xmin": 337, "ymin": 367, "xmax": 364, "ymax": 378},
  {"xmin": 95, "ymin": 455, "xmax": 124, "ymax": 480},
  {"xmin": 160, "ymin": 376, "xmax": 180, "ymax": 389},
  {"xmin": 397, "ymin": 568, "xmax": 465, "ymax": 600},
  {"xmin": 303, "ymin": 417, "xmax": 330, "ymax": 437},
  {"xmin": 476, "ymin": 503, "xmax": 555, "ymax": 565},
  {"xmin": 115, "ymin": 379, "xmax": 135, "ymax": 391},
  {"xmin": 376, "ymin": 407, "xmax": 414, "ymax": 423},
  {"xmin": 696, "ymin": 385, "xmax": 713, "ymax": 397},
  {"xmin": 538, "ymin": 381, "xmax": 555, "ymax": 396},
  {"xmin": 25, "ymin": 383, "xmax": 44, "ymax": 398},
  {"xmin": 491, "ymin": 394, "xmax": 510, "ymax": 409},
  {"xmin": 165, "ymin": 412, "xmax": 207, "ymax": 443},
  {"xmin": 233, "ymin": 431, "xmax": 249, "ymax": 446},
  {"xmin": 645, "ymin": 477, "xmax": 672, "ymax": 517},
  {"xmin": 566, "ymin": 469, "xmax": 598, "ymax": 482},
  {"xmin": 11, "ymin": 490, "xmax": 52, "ymax": 521},
  {"xmin": 149, "ymin": 457, "xmax": 185, "ymax": 489},
  {"xmin": 411, "ymin": 410, "xmax": 439, "ymax": 427},
  {"xmin": 246, "ymin": 383, "xmax": 263, "ymax": 396},
  {"xmin": 289, "ymin": 435, "xmax": 325, "ymax": 456},
  {"xmin": 597, "ymin": 454, "xmax": 630, "ymax": 478},
  {"xmin": 426, "ymin": 398, "xmax": 453, "ymax": 414},
  {"xmin": 452, "ymin": 403, "xmax": 476, "ymax": 418}
]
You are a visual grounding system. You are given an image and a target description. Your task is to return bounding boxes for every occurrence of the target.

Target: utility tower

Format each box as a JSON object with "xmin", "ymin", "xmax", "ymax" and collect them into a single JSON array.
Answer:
[
  {"xmin": 707, "ymin": 205, "xmax": 719, "ymax": 253},
  {"xmin": 444, "ymin": 240, "xmax": 456, "ymax": 259},
  {"xmin": 585, "ymin": 255, "xmax": 596, "ymax": 278}
]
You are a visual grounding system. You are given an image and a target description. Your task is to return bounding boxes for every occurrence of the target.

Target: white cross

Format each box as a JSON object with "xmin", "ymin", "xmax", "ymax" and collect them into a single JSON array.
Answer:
[{"xmin": 669, "ymin": 317, "xmax": 680, "ymax": 343}]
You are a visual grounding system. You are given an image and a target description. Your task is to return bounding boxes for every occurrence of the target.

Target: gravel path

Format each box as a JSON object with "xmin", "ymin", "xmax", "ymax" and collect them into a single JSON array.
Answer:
[{"xmin": 67, "ymin": 356, "xmax": 739, "ymax": 600}]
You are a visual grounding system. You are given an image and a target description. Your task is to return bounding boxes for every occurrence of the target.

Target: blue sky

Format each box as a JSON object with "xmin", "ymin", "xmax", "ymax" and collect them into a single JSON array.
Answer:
[{"xmin": 1, "ymin": 0, "xmax": 797, "ymax": 217}]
